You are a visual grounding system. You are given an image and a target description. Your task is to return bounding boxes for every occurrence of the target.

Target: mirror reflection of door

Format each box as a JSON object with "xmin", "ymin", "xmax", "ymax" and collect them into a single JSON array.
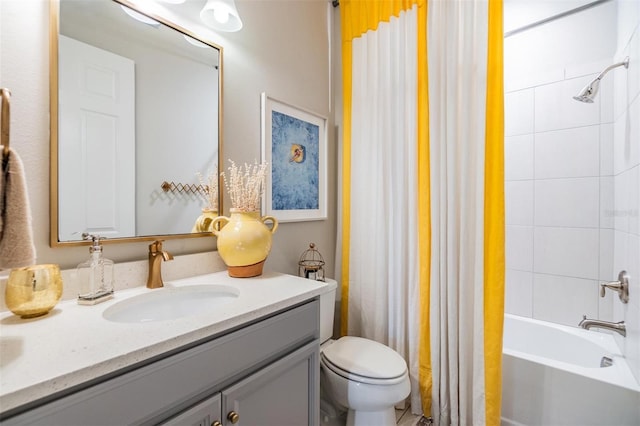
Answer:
[
  {"xmin": 58, "ymin": 35, "xmax": 136, "ymax": 240},
  {"xmin": 54, "ymin": 0, "xmax": 221, "ymax": 244}
]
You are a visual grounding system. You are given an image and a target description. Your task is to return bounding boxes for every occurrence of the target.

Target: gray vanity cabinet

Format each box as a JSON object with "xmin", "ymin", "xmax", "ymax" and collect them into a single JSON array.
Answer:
[
  {"xmin": 221, "ymin": 341, "xmax": 316, "ymax": 425},
  {"xmin": 164, "ymin": 341, "xmax": 317, "ymax": 426},
  {"xmin": 1, "ymin": 300, "xmax": 320, "ymax": 426},
  {"xmin": 161, "ymin": 393, "xmax": 221, "ymax": 426}
]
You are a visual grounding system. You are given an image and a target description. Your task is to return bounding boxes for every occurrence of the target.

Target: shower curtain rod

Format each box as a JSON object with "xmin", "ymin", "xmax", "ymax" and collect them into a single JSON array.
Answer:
[
  {"xmin": 504, "ymin": 0, "xmax": 612, "ymax": 38},
  {"xmin": 332, "ymin": 1, "xmax": 610, "ymax": 29}
]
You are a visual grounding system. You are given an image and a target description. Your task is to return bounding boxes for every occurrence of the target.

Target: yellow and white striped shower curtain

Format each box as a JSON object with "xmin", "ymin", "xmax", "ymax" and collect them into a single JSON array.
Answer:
[{"xmin": 339, "ymin": 1, "xmax": 504, "ymax": 425}]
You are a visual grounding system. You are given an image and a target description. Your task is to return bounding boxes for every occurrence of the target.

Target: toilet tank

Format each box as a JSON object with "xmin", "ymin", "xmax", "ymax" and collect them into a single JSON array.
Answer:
[{"xmin": 319, "ymin": 278, "xmax": 337, "ymax": 343}]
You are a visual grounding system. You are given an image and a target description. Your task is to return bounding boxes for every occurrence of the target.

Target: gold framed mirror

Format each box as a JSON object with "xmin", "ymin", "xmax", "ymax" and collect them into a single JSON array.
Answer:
[{"xmin": 50, "ymin": 0, "xmax": 223, "ymax": 246}]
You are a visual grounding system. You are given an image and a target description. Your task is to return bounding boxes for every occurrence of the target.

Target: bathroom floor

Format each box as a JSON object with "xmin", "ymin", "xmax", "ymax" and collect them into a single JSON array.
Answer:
[
  {"xmin": 396, "ymin": 407, "xmax": 431, "ymax": 426},
  {"xmin": 322, "ymin": 404, "xmax": 429, "ymax": 425}
]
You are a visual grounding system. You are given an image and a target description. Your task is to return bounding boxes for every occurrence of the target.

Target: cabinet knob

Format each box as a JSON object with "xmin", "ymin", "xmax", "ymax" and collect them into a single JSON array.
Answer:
[
  {"xmin": 211, "ymin": 421, "xmax": 222, "ymax": 426},
  {"xmin": 227, "ymin": 411, "xmax": 240, "ymax": 424}
]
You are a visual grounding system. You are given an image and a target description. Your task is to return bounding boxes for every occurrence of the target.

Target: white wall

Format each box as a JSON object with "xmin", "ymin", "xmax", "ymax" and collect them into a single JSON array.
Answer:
[
  {"xmin": 212, "ymin": 0, "xmax": 337, "ymax": 277},
  {"xmin": 504, "ymin": 0, "xmax": 596, "ymax": 34},
  {"xmin": 0, "ymin": 0, "xmax": 336, "ymax": 279},
  {"xmin": 612, "ymin": 0, "xmax": 640, "ymax": 385},
  {"xmin": 504, "ymin": 0, "xmax": 640, "ymax": 382},
  {"xmin": 504, "ymin": 0, "xmax": 618, "ymax": 325}
]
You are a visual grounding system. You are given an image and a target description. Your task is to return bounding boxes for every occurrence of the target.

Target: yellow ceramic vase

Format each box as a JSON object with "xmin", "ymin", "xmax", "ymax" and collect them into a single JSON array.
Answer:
[
  {"xmin": 211, "ymin": 209, "xmax": 278, "ymax": 278},
  {"xmin": 191, "ymin": 208, "xmax": 218, "ymax": 233}
]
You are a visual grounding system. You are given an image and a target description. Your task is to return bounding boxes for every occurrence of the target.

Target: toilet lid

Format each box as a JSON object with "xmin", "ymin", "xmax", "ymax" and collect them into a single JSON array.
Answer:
[{"xmin": 321, "ymin": 336, "xmax": 407, "ymax": 380}]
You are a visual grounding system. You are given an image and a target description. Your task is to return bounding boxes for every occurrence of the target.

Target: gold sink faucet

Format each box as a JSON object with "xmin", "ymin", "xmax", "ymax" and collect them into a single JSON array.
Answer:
[{"xmin": 147, "ymin": 240, "xmax": 174, "ymax": 289}]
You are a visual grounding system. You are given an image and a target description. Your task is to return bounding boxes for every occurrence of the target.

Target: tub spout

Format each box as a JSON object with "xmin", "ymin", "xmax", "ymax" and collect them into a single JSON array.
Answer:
[{"xmin": 579, "ymin": 315, "xmax": 626, "ymax": 337}]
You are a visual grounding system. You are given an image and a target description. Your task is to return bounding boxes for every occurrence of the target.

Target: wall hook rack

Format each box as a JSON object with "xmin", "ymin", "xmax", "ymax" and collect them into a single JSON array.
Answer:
[{"xmin": 161, "ymin": 181, "xmax": 208, "ymax": 196}]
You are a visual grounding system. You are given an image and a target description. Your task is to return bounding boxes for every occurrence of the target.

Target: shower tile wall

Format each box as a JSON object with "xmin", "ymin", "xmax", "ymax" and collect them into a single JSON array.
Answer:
[
  {"xmin": 505, "ymin": 71, "xmax": 614, "ymax": 326},
  {"xmin": 612, "ymin": 0, "xmax": 640, "ymax": 385},
  {"xmin": 505, "ymin": 0, "xmax": 639, "ymax": 384},
  {"xmin": 504, "ymin": 0, "xmax": 620, "ymax": 327}
]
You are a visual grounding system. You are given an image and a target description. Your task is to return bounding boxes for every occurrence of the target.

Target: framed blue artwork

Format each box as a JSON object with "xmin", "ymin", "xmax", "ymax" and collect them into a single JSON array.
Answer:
[{"xmin": 261, "ymin": 93, "xmax": 327, "ymax": 222}]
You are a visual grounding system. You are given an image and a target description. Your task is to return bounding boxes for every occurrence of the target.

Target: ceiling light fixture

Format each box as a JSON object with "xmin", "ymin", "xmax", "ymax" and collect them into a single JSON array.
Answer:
[
  {"xmin": 120, "ymin": 5, "xmax": 161, "ymax": 27},
  {"xmin": 183, "ymin": 34, "xmax": 209, "ymax": 48},
  {"xmin": 200, "ymin": 0, "xmax": 243, "ymax": 32}
]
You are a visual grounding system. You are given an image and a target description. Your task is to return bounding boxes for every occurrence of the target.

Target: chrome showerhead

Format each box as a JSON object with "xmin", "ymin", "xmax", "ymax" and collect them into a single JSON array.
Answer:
[
  {"xmin": 573, "ymin": 78, "xmax": 601, "ymax": 103},
  {"xmin": 573, "ymin": 56, "xmax": 630, "ymax": 103}
]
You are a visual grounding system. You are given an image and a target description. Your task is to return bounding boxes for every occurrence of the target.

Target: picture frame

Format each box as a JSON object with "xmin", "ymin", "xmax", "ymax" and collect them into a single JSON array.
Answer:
[{"xmin": 261, "ymin": 93, "xmax": 327, "ymax": 222}]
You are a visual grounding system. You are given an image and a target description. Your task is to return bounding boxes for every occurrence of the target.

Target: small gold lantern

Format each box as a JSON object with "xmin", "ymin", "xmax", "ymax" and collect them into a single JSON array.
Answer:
[{"xmin": 298, "ymin": 243, "xmax": 325, "ymax": 281}]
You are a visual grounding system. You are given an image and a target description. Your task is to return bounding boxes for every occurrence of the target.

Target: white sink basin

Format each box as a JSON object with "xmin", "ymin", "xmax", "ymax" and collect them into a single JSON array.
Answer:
[{"xmin": 103, "ymin": 285, "xmax": 240, "ymax": 323}]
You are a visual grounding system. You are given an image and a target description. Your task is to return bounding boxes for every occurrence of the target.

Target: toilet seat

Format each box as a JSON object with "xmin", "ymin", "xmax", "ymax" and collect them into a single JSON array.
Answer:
[
  {"xmin": 321, "ymin": 354, "xmax": 408, "ymax": 385},
  {"xmin": 321, "ymin": 336, "xmax": 408, "ymax": 385}
]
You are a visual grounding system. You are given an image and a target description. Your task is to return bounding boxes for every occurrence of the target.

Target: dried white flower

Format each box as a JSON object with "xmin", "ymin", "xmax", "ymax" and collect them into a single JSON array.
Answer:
[
  {"xmin": 220, "ymin": 160, "xmax": 268, "ymax": 212},
  {"xmin": 196, "ymin": 165, "xmax": 219, "ymax": 210}
]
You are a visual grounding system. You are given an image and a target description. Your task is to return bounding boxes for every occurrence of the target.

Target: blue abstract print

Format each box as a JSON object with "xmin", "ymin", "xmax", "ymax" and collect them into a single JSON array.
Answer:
[{"xmin": 271, "ymin": 111, "xmax": 319, "ymax": 210}]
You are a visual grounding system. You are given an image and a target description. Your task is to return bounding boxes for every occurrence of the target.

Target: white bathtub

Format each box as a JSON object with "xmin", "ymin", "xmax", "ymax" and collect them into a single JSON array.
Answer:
[{"xmin": 501, "ymin": 314, "xmax": 640, "ymax": 426}]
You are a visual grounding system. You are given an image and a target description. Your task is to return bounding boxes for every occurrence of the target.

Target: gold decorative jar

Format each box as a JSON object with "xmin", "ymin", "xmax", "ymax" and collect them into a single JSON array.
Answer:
[
  {"xmin": 211, "ymin": 209, "xmax": 278, "ymax": 278},
  {"xmin": 5, "ymin": 264, "xmax": 63, "ymax": 318}
]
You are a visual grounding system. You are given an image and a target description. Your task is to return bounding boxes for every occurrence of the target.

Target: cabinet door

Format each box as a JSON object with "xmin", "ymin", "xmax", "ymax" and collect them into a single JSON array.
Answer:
[
  {"xmin": 160, "ymin": 393, "xmax": 222, "ymax": 426},
  {"xmin": 222, "ymin": 341, "xmax": 319, "ymax": 426}
]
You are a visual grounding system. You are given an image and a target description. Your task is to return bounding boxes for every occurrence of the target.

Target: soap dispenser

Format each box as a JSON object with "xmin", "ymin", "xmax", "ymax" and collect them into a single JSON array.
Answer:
[{"xmin": 77, "ymin": 233, "xmax": 115, "ymax": 305}]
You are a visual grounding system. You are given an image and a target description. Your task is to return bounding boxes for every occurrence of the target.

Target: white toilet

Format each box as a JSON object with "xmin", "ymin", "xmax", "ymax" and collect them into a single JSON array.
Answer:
[{"xmin": 319, "ymin": 279, "xmax": 411, "ymax": 426}]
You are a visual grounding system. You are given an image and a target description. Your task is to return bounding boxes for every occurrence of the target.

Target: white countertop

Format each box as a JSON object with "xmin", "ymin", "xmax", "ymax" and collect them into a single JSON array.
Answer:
[{"xmin": 0, "ymin": 271, "xmax": 332, "ymax": 414}]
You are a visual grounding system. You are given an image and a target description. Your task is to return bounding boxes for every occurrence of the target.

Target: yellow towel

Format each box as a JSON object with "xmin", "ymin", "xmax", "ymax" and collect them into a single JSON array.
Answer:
[{"xmin": 0, "ymin": 147, "xmax": 36, "ymax": 269}]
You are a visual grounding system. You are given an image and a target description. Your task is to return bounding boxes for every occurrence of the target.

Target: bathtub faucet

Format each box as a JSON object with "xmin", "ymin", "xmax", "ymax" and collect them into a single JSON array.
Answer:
[{"xmin": 579, "ymin": 315, "xmax": 626, "ymax": 337}]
